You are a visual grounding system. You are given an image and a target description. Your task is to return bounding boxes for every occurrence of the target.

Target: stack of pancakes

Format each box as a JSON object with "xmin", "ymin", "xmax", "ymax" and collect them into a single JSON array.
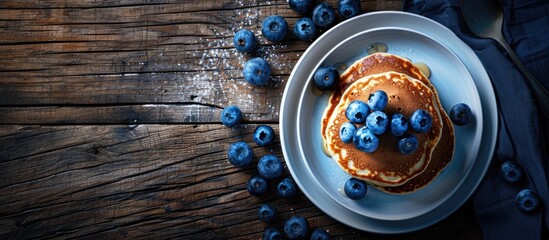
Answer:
[{"xmin": 321, "ymin": 53, "xmax": 455, "ymax": 194}]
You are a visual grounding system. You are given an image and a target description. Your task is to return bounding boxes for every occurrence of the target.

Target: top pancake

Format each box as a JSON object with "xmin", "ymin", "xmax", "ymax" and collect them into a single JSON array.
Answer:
[
  {"xmin": 325, "ymin": 71, "xmax": 444, "ymax": 187},
  {"xmin": 321, "ymin": 52, "xmax": 456, "ymax": 193}
]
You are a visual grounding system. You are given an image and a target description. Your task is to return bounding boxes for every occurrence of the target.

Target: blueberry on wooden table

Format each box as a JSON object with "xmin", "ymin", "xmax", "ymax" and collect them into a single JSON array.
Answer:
[
  {"xmin": 339, "ymin": 122, "xmax": 357, "ymax": 143},
  {"xmin": 500, "ymin": 160, "xmax": 524, "ymax": 183},
  {"xmin": 397, "ymin": 134, "xmax": 419, "ymax": 155},
  {"xmin": 367, "ymin": 90, "xmax": 388, "ymax": 111},
  {"xmin": 390, "ymin": 113, "xmax": 409, "ymax": 137},
  {"xmin": 262, "ymin": 15, "xmax": 288, "ymax": 42},
  {"xmin": 338, "ymin": 0, "xmax": 361, "ymax": 19},
  {"xmin": 288, "ymin": 0, "xmax": 314, "ymax": 15},
  {"xmin": 253, "ymin": 125, "xmax": 275, "ymax": 146},
  {"xmin": 263, "ymin": 227, "xmax": 283, "ymax": 240},
  {"xmin": 277, "ymin": 177, "xmax": 297, "ymax": 199},
  {"xmin": 257, "ymin": 155, "xmax": 283, "ymax": 180},
  {"xmin": 227, "ymin": 141, "xmax": 253, "ymax": 168},
  {"xmin": 410, "ymin": 109, "xmax": 433, "ymax": 133},
  {"xmin": 221, "ymin": 105, "xmax": 242, "ymax": 127},
  {"xmin": 313, "ymin": 65, "xmax": 339, "ymax": 91},
  {"xmin": 515, "ymin": 189, "xmax": 540, "ymax": 212},
  {"xmin": 233, "ymin": 29, "xmax": 256, "ymax": 53},
  {"xmin": 345, "ymin": 100, "xmax": 369, "ymax": 124},
  {"xmin": 284, "ymin": 216, "xmax": 309, "ymax": 240},
  {"xmin": 312, "ymin": 2, "xmax": 336, "ymax": 28},
  {"xmin": 310, "ymin": 228, "xmax": 330, "ymax": 240},
  {"xmin": 344, "ymin": 177, "xmax": 367, "ymax": 200},
  {"xmin": 450, "ymin": 103, "xmax": 473, "ymax": 126},
  {"xmin": 258, "ymin": 204, "xmax": 277, "ymax": 223},
  {"xmin": 365, "ymin": 110, "xmax": 388, "ymax": 135},
  {"xmin": 243, "ymin": 57, "xmax": 271, "ymax": 86},
  {"xmin": 294, "ymin": 17, "xmax": 317, "ymax": 41},
  {"xmin": 353, "ymin": 126, "xmax": 379, "ymax": 153},
  {"xmin": 247, "ymin": 175, "xmax": 268, "ymax": 196}
]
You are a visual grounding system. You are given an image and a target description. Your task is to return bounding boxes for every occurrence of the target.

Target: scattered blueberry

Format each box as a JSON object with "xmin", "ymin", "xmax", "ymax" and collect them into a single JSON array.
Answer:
[
  {"xmin": 450, "ymin": 103, "xmax": 473, "ymax": 126},
  {"xmin": 253, "ymin": 125, "xmax": 275, "ymax": 146},
  {"xmin": 277, "ymin": 177, "xmax": 298, "ymax": 198},
  {"xmin": 367, "ymin": 90, "xmax": 388, "ymax": 111},
  {"xmin": 365, "ymin": 111, "xmax": 388, "ymax": 135},
  {"xmin": 243, "ymin": 57, "xmax": 271, "ymax": 86},
  {"xmin": 339, "ymin": 122, "xmax": 357, "ymax": 143},
  {"xmin": 338, "ymin": 0, "xmax": 361, "ymax": 19},
  {"xmin": 500, "ymin": 160, "xmax": 524, "ymax": 183},
  {"xmin": 397, "ymin": 135, "xmax": 419, "ymax": 155},
  {"xmin": 310, "ymin": 229, "xmax": 330, "ymax": 240},
  {"xmin": 353, "ymin": 126, "xmax": 379, "ymax": 153},
  {"xmin": 258, "ymin": 155, "xmax": 284, "ymax": 180},
  {"xmin": 390, "ymin": 113, "xmax": 409, "ymax": 136},
  {"xmin": 410, "ymin": 109, "xmax": 433, "ymax": 133},
  {"xmin": 294, "ymin": 17, "xmax": 317, "ymax": 41},
  {"xmin": 258, "ymin": 204, "xmax": 277, "ymax": 223},
  {"xmin": 345, "ymin": 100, "xmax": 369, "ymax": 124},
  {"xmin": 313, "ymin": 66, "xmax": 339, "ymax": 91},
  {"xmin": 515, "ymin": 189, "xmax": 540, "ymax": 212},
  {"xmin": 344, "ymin": 178, "xmax": 367, "ymax": 200},
  {"xmin": 262, "ymin": 15, "xmax": 288, "ymax": 42},
  {"xmin": 312, "ymin": 2, "xmax": 336, "ymax": 28},
  {"xmin": 233, "ymin": 29, "xmax": 257, "ymax": 53},
  {"xmin": 288, "ymin": 0, "xmax": 314, "ymax": 15},
  {"xmin": 227, "ymin": 141, "xmax": 254, "ymax": 168},
  {"xmin": 247, "ymin": 175, "xmax": 268, "ymax": 196},
  {"xmin": 221, "ymin": 105, "xmax": 242, "ymax": 127},
  {"xmin": 263, "ymin": 228, "xmax": 283, "ymax": 240},
  {"xmin": 284, "ymin": 216, "xmax": 309, "ymax": 240}
]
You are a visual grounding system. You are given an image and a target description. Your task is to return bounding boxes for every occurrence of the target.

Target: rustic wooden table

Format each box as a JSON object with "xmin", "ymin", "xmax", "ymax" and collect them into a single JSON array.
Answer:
[{"xmin": 0, "ymin": 0, "xmax": 483, "ymax": 239}]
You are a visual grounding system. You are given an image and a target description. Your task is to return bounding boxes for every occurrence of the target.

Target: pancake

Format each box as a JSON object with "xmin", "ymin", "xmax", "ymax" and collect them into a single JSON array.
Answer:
[
  {"xmin": 324, "ymin": 72, "xmax": 444, "ymax": 187},
  {"xmin": 321, "ymin": 52, "xmax": 456, "ymax": 194}
]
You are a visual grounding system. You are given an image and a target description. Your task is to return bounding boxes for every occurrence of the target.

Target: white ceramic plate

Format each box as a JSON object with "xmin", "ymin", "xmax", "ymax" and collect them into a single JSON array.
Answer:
[
  {"xmin": 280, "ymin": 11, "xmax": 497, "ymax": 233},
  {"xmin": 297, "ymin": 26, "xmax": 482, "ymax": 221}
]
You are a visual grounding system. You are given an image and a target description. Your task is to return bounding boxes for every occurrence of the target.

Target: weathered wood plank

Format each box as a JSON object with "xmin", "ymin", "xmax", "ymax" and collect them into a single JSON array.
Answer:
[{"xmin": 0, "ymin": 124, "xmax": 481, "ymax": 239}]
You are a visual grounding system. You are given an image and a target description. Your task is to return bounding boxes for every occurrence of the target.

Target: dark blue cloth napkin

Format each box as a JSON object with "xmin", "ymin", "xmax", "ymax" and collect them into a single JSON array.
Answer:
[{"xmin": 403, "ymin": 0, "xmax": 549, "ymax": 239}]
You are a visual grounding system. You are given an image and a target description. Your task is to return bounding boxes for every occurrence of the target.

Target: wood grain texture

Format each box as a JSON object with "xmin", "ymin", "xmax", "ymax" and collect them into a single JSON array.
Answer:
[{"xmin": 0, "ymin": 0, "xmax": 483, "ymax": 239}]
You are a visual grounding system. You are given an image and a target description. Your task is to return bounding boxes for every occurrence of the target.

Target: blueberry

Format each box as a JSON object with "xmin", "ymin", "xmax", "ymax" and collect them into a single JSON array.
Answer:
[
  {"xmin": 310, "ymin": 229, "xmax": 330, "ymax": 240},
  {"xmin": 365, "ymin": 111, "xmax": 388, "ymax": 135},
  {"xmin": 313, "ymin": 66, "xmax": 339, "ymax": 91},
  {"xmin": 258, "ymin": 204, "xmax": 277, "ymax": 223},
  {"xmin": 345, "ymin": 100, "xmax": 369, "ymax": 124},
  {"xmin": 294, "ymin": 17, "xmax": 317, "ymax": 41},
  {"xmin": 284, "ymin": 216, "xmax": 309, "ymax": 240},
  {"xmin": 344, "ymin": 177, "xmax": 367, "ymax": 200},
  {"xmin": 221, "ymin": 105, "xmax": 242, "ymax": 127},
  {"xmin": 247, "ymin": 175, "xmax": 268, "ymax": 196},
  {"xmin": 397, "ymin": 135, "xmax": 419, "ymax": 155},
  {"xmin": 233, "ymin": 29, "xmax": 257, "ymax": 53},
  {"xmin": 450, "ymin": 103, "xmax": 472, "ymax": 126},
  {"xmin": 263, "ymin": 228, "xmax": 283, "ymax": 240},
  {"xmin": 410, "ymin": 109, "xmax": 433, "ymax": 133},
  {"xmin": 339, "ymin": 122, "xmax": 357, "ymax": 143},
  {"xmin": 253, "ymin": 125, "xmax": 275, "ymax": 146},
  {"xmin": 288, "ymin": 0, "xmax": 314, "ymax": 15},
  {"xmin": 500, "ymin": 160, "xmax": 524, "ymax": 183},
  {"xmin": 367, "ymin": 90, "xmax": 388, "ymax": 111},
  {"xmin": 258, "ymin": 155, "xmax": 284, "ymax": 180},
  {"xmin": 312, "ymin": 2, "xmax": 336, "ymax": 28},
  {"xmin": 353, "ymin": 126, "xmax": 379, "ymax": 153},
  {"xmin": 277, "ymin": 177, "xmax": 297, "ymax": 198},
  {"xmin": 262, "ymin": 15, "xmax": 288, "ymax": 42},
  {"xmin": 338, "ymin": 0, "xmax": 361, "ymax": 19},
  {"xmin": 515, "ymin": 189, "xmax": 540, "ymax": 212},
  {"xmin": 390, "ymin": 113, "xmax": 409, "ymax": 136},
  {"xmin": 227, "ymin": 141, "xmax": 254, "ymax": 168},
  {"xmin": 243, "ymin": 57, "xmax": 271, "ymax": 86}
]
